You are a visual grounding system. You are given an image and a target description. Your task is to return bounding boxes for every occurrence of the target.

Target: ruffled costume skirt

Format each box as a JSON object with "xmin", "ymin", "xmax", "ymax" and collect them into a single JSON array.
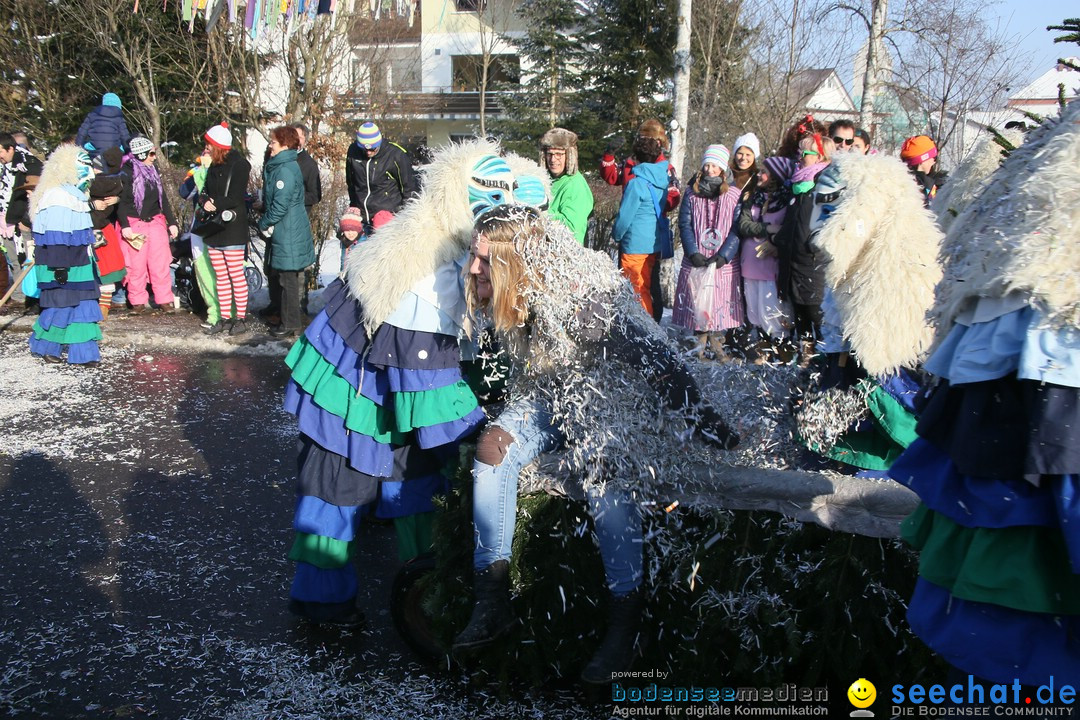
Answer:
[
  {"xmin": 29, "ymin": 202, "xmax": 102, "ymax": 364},
  {"xmin": 888, "ymin": 302, "xmax": 1080, "ymax": 684},
  {"xmin": 284, "ymin": 279, "xmax": 485, "ymax": 620}
]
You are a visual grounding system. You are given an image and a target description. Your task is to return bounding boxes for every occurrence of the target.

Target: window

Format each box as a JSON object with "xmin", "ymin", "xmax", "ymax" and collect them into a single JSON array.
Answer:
[
  {"xmin": 454, "ymin": 0, "xmax": 485, "ymax": 10},
  {"xmin": 450, "ymin": 54, "xmax": 521, "ymax": 91}
]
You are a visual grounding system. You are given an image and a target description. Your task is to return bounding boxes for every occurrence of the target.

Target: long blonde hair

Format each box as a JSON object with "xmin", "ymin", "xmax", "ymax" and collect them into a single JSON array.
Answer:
[{"xmin": 463, "ymin": 205, "xmax": 544, "ymax": 341}]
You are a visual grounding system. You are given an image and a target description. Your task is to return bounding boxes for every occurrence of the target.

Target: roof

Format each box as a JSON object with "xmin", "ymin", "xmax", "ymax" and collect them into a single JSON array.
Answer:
[
  {"xmin": 787, "ymin": 68, "xmax": 857, "ymax": 114},
  {"xmin": 1008, "ymin": 58, "xmax": 1080, "ymax": 106}
]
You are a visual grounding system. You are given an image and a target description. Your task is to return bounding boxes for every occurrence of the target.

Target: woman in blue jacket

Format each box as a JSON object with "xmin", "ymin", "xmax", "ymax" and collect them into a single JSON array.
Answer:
[{"xmin": 259, "ymin": 126, "xmax": 315, "ymax": 338}]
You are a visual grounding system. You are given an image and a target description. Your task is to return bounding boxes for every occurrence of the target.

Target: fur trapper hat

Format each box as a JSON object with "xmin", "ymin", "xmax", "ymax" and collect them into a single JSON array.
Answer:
[
  {"xmin": 539, "ymin": 128, "xmax": 579, "ymax": 175},
  {"xmin": 637, "ymin": 118, "xmax": 668, "ymax": 150}
]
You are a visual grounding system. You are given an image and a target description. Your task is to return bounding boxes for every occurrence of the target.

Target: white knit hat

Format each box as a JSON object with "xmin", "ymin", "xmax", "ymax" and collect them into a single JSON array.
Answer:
[
  {"xmin": 732, "ymin": 132, "xmax": 761, "ymax": 160},
  {"xmin": 205, "ymin": 121, "xmax": 232, "ymax": 150},
  {"xmin": 129, "ymin": 136, "xmax": 154, "ymax": 159}
]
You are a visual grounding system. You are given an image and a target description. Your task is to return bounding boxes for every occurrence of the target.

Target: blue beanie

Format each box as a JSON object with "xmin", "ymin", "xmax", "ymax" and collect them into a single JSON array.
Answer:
[
  {"xmin": 356, "ymin": 122, "xmax": 382, "ymax": 150},
  {"xmin": 102, "ymin": 93, "xmax": 122, "ymax": 108}
]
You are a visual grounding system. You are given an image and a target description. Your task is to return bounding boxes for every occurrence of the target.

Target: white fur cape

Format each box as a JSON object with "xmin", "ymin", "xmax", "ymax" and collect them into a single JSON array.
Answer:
[
  {"xmin": 344, "ymin": 139, "xmax": 550, "ymax": 334},
  {"xmin": 29, "ymin": 145, "xmax": 88, "ymax": 220},
  {"xmin": 813, "ymin": 152, "xmax": 944, "ymax": 376},
  {"xmin": 931, "ymin": 100, "xmax": 1080, "ymax": 342},
  {"xmin": 931, "ymin": 128, "xmax": 1023, "ymax": 234}
]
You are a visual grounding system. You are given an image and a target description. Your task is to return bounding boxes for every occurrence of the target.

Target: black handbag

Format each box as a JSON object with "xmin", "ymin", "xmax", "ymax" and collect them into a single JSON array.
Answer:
[{"xmin": 191, "ymin": 169, "xmax": 235, "ymax": 238}]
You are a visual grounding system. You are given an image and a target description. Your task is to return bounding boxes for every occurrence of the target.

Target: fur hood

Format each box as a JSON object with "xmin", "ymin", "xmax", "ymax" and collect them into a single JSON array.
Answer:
[
  {"xmin": 931, "ymin": 128, "xmax": 1023, "ymax": 234},
  {"xmin": 29, "ymin": 145, "xmax": 88, "ymax": 220},
  {"xmin": 345, "ymin": 139, "xmax": 550, "ymax": 334},
  {"xmin": 931, "ymin": 100, "xmax": 1080, "ymax": 341},
  {"xmin": 814, "ymin": 152, "xmax": 944, "ymax": 375}
]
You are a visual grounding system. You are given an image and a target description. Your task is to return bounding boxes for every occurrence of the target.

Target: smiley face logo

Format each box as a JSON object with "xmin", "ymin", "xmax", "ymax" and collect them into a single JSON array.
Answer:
[{"xmin": 847, "ymin": 678, "xmax": 876, "ymax": 709}]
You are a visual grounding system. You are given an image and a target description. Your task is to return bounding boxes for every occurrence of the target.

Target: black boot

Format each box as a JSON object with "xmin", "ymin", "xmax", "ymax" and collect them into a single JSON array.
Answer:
[
  {"xmin": 452, "ymin": 560, "xmax": 516, "ymax": 652},
  {"xmin": 580, "ymin": 589, "xmax": 645, "ymax": 685}
]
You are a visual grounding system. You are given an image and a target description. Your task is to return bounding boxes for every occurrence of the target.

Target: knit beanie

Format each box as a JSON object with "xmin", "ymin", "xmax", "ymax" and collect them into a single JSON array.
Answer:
[
  {"xmin": 89, "ymin": 175, "xmax": 123, "ymax": 199},
  {"xmin": 205, "ymin": 121, "xmax": 232, "ymax": 150},
  {"xmin": 702, "ymin": 144, "xmax": 730, "ymax": 169},
  {"xmin": 372, "ymin": 210, "xmax": 394, "ymax": 230},
  {"xmin": 129, "ymin": 136, "xmax": 154, "ymax": 160},
  {"xmin": 732, "ymin": 132, "xmax": 761, "ymax": 160},
  {"xmin": 539, "ymin": 127, "xmax": 579, "ymax": 175},
  {"xmin": 339, "ymin": 207, "xmax": 364, "ymax": 233},
  {"xmin": 102, "ymin": 93, "xmax": 122, "ymax": 108},
  {"xmin": 356, "ymin": 122, "xmax": 382, "ymax": 150},
  {"xmin": 637, "ymin": 118, "xmax": 669, "ymax": 151},
  {"xmin": 900, "ymin": 135, "xmax": 937, "ymax": 165},
  {"xmin": 763, "ymin": 155, "xmax": 795, "ymax": 184}
]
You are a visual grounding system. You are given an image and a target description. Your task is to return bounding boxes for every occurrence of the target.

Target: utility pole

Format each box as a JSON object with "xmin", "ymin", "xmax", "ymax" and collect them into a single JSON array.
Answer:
[{"xmin": 670, "ymin": 0, "xmax": 693, "ymax": 177}]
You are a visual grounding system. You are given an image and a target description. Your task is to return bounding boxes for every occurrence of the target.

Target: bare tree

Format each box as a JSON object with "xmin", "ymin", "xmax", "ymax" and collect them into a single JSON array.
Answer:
[
  {"xmin": 888, "ymin": 0, "xmax": 1026, "ymax": 156},
  {"xmin": 448, "ymin": 0, "xmax": 523, "ymax": 137}
]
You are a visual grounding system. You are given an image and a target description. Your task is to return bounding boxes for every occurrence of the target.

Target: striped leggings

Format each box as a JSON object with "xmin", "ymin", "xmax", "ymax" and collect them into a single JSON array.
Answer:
[{"xmin": 207, "ymin": 246, "xmax": 248, "ymax": 320}]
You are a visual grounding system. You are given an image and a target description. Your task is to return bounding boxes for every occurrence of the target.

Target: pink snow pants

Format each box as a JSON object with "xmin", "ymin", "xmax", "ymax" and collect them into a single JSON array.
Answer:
[{"xmin": 121, "ymin": 215, "xmax": 174, "ymax": 307}]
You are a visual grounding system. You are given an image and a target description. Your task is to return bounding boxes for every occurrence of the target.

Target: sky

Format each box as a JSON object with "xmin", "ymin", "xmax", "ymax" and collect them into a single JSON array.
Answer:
[{"xmin": 993, "ymin": 0, "xmax": 1076, "ymax": 87}]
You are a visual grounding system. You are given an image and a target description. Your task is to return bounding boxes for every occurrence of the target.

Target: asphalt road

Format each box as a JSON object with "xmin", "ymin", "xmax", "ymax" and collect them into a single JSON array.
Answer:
[{"xmin": 0, "ymin": 309, "xmax": 598, "ymax": 720}]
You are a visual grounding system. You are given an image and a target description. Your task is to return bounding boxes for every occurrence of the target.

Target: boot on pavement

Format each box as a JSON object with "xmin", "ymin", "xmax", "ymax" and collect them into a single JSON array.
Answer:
[
  {"xmin": 580, "ymin": 589, "xmax": 646, "ymax": 685},
  {"xmin": 452, "ymin": 559, "xmax": 516, "ymax": 652}
]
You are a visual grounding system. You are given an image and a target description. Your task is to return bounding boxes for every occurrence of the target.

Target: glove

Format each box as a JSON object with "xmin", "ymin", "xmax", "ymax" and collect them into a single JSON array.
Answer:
[
  {"xmin": 712, "ymin": 253, "xmax": 729, "ymax": 267},
  {"xmin": 689, "ymin": 253, "xmax": 709, "ymax": 268},
  {"xmin": 264, "ymin": 225, "xmax": 275, "ymax": 237},
  {"xmin": 697, "ymin": 406, "xmax": 740, "ymax": 451}
]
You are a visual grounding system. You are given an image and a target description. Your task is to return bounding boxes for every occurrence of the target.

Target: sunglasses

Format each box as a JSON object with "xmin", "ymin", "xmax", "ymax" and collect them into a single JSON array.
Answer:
[
  {"xmin": 832, "ymin": 136, "xmax": 855, "ymax": 146},
  {"xmin": 801, "ymin": 150, "xmax": 820, "ymax": 157}
]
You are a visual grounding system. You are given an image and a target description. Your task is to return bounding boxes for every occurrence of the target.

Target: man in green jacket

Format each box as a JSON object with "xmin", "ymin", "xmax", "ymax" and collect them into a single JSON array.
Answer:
[{"xmin": 540, "ymin": 128, "xmax": 593, "ymax": 245}]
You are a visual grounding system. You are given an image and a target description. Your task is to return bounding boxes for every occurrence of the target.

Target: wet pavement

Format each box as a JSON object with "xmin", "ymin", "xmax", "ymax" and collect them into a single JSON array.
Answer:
[{"xmin": 0, "ymin": 309, "xmax": 598, "ymax": 719}]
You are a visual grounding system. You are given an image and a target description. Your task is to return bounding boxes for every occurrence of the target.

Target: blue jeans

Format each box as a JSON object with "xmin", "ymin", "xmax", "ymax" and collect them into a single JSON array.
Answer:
[{"xmin": 472, "ymin": 396, "xmax": 643, "ymax": 596}]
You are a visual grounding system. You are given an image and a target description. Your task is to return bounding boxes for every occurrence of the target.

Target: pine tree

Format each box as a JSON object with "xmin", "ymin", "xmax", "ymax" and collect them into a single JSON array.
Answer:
[
  {"xmin": 1047, "ymin": 18, "xmax": 1080, "ymax": 71},
  {"xmin": 491, "ymin": 0, "xmax": 588, "ymax": 159},
  {"xmin": 579, "ymin": 0, "xmax": 677, "ymax": 143}
]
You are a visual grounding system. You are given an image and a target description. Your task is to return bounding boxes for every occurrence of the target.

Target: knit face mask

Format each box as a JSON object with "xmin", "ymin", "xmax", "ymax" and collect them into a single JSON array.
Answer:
[
  {"xmin": 468, "ymin": 154, "xmax": 515, "ymax": 219},
  {"xmin": 75, "ymin": 151, "xmax": 94, "ymax": 192}
]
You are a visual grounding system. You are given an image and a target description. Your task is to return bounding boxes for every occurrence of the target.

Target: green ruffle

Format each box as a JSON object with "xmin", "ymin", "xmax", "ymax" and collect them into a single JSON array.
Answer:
[
  {"xmin": 36, "ymin": 263, "xmax": 96, "ymax": 284},
  {"xmin": 32, "ymin": 321, "xmax": 102, "ymax": 344},
  {"xmin": 288, "ymin": 532, "xmax": 352, "ymax": 569},
  {"xmin": 816, "ymin": 382, "xmax": 917, "ymax": 471},
  {"xmin": 902, "ymin": 504, "xmax": 1080, "ymax": 615},
  {"xmin": 286, "ymin": 337, "xmax": 399, "ymax": 442},
  {"xmin": 286, "ymin": 336, "xmax": 480, "ymax": 437},
  {"xmin": 391, "ymin": 380, "xmax": 480, "ymax": 432}
]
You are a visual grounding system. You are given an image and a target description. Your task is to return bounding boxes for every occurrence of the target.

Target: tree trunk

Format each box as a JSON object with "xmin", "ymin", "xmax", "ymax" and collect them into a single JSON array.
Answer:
[
  {"xmin": 670, "ymin": 0, "xmax": 693, "ymax": 178},
  {"xmin": 858, "ymin": 0, "xmax": 887, "ymax": 133}
]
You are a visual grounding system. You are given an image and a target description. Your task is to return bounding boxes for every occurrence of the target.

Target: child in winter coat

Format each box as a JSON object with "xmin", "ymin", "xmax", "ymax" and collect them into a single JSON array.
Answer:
[
  {"xmin": 75, "ymin": 93, "xmax": 132, "ymax": 158},
  {"xmin": 736, "ymin": 156, "xmax": 795, "ymax": 360},
  {"xmin": 338, "ymin": 207, "xmax": 392, "ymax": 272}
]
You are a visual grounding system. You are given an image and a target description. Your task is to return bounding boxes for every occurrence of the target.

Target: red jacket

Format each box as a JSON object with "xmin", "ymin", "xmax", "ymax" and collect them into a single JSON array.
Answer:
[{"xmin": 600, "ymin": 151, "xmax": 682, "ymax": 212}]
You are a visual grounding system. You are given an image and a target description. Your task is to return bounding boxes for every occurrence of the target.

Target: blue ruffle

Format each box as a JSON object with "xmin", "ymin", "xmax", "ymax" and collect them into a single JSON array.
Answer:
[
  {"xmin": 28, "ymin": 336, "xmax": 61, "ymax": 358},
  {"xmin": 37, "ymin": 279, "xmax": 98, "ymax": 292},
  {"xmin": 66, "ymin": 341, "xmax": 101, "ymax": 365},
  {"xmin": 304, "ymin": 309, "xmax": 465, "ymax": 400},
  {"xmin": 321, "ymin": 279, "xmax": 461, "ymax": 370},
  {"xmin": 294, "ymin": 495, "xmax": 359, "ymax": 542},
  {"xmin": 877, "ymin": 369, "xmax": 921, "ymax": 414},
  {"xmin": 283, "ymin": 381, "xmax": 394, "ymax": 478},
  {"xmin": 37, "ymin": 300, "xmax": 104, "ymax": 330},
  {"xmin": 928, "ymin": 306, "xmax": 1080, "ymax": 388},
  {"xmin": 38, "ymin": 287, "xmax": 99, "ymax": 308},
  {"xmin": 32, "ymin": 227, "xmax": 96, "ymax": 248},
  {"xmin": 415, "ymin": 407, "xmax": 486, "ymax": 449},
  {"xmin": 374, "ymin": 474, "xmax": 450, "ymax": 519},
  {"xmin": 290, "ymin": 561, "xmax": 358, "ymax": 604},
  {"xmin": 34, "ymin": 244, "xmax": 93, "ymax": 268},
  {"xmin": 33, "ymin": 204, "xmax": 93, "ymax": 234},
  {"xmin": 383, "ymin": 290, "xmax": 462, "ymax": 336},
  {"xmin": 891, "ymin": 438, "xmax": 1065, "ymax": 531},
  {"xmin": 906, "ymin": 577, "xmax": 1080, "ymax": 686}
]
